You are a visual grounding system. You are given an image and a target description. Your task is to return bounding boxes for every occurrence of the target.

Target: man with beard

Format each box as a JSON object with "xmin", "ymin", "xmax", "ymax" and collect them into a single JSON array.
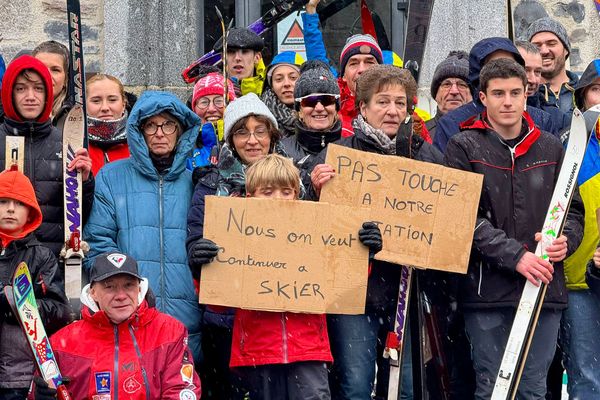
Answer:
[
  {"xmin": 427, "ymin": 51, "xmax": 472, "ymax": 140},
  {"xmin": 516, "ymin": 41, "xmax": 570, "ymax": 132},
  {"xmin": 527, "ymin": 17, "xmax": 578, "ymax": 116}
]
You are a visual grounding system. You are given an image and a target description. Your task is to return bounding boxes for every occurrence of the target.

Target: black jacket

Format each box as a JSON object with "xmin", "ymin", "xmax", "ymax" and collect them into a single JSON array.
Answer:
[
  {"xmin": 0, "ymin": 234, "xmax": 71, "ymax": 388},
  {"xmin": 308, "ymin": 123, "xmax": 444, "ymax": 310},
  {"xmin": 444, "ymin": 112, "xmax": 584, "ymax": 309},
  {"xmin": 0, "ymin": 118, "xmax": 95, "ymax": 257}
]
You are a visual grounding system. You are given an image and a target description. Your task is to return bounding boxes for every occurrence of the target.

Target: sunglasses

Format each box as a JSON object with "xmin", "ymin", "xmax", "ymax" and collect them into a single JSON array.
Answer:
[{"xmin": 295, "ymin": 94, "xmax": 340, "ymax": 108}]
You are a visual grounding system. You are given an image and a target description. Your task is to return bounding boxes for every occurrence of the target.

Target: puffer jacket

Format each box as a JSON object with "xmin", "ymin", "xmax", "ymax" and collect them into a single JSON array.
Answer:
[
  {"xmin": 0, "ymin": 55, "xmax": 94, "ymax": 257},
  {"xmin": 45, "ymin": 300, "xmax": 201, "ymax": 399},
  {"xmin": 0, "ymin": 167, "xmax": 70, "ymax": 389},
  {"xmin": 83, "ymin": 91, "xmax": 203, "ymax": 362},
  {"xmin": 444, "ymin": 111, "xmax": 584, "ymax": 309}
]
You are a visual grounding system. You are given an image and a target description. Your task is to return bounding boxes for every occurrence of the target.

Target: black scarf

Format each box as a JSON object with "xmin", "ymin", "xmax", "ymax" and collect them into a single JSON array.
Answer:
[
  {"xmin": 294, "ymin": 119, "xmax": 342, "ymax": 154},
  {"xmin": 261, "ymin": 89, "xmax": 296, "ymax": 137}
]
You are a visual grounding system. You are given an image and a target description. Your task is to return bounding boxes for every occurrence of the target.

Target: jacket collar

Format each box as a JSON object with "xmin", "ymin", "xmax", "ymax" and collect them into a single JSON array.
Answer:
[{"xmin": 460, "ymin": 110, "xmax": 540, "ymax": 158}]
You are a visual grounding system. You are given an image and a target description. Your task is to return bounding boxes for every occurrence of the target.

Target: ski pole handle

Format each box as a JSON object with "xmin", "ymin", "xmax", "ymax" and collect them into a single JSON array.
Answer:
[{"xmin": 56, "ymin": 384, "xmax": 72, "ymax": 400}]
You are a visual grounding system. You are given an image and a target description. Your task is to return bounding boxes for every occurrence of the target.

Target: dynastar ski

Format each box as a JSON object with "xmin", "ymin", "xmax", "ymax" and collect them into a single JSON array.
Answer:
[
  {"xmin": 491, "ymin": 108, "xmax": 588, "ymax": 400},
  {"xmin": 181, "ymin": 0, "xmax": 306, "ymax": 83},
  {"xmin": 383, "ymin": 265, "xmax": 413, "ymax": 400},
  {"xmin": 62, "ymin": 0, "xmax": 87, "ymax": 313},
  {"xmin": 4, "ymin": 262, "xmax": 72, "ymax": 400}
]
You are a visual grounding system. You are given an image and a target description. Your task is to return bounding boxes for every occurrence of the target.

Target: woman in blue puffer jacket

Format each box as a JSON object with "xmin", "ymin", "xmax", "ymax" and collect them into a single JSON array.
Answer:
[{"xmin": 83, "ymin": 90, "xmax": 203, "ymax": 362}]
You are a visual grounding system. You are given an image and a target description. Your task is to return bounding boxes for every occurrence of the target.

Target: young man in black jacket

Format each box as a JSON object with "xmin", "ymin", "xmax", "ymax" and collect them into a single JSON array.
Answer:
[{"xmin": 444, "ymin": 58, "xmax": 584, "ymax": 399}]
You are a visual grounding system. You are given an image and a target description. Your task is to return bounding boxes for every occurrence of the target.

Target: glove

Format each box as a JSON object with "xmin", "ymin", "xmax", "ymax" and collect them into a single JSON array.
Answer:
[
  {"xmin": 0, "ymin": 287, "xmax": 18, "ymax": 324},
  {"xmin": 33, "ymin": 376, "xmax": 57, "ymax": 400},
  {"xmin": 359, "ymin": 222, "xmax": 383, "ymax": 257},
  {"xmin": 189, "ymin": 238, "xmax": 220, "ymax": 269}
]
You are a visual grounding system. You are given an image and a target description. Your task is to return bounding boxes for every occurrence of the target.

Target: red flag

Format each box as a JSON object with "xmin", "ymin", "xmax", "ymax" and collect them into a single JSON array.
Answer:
[{"xmin": 361, "ymin": 0, "xmax": 378, "ymax": 41}]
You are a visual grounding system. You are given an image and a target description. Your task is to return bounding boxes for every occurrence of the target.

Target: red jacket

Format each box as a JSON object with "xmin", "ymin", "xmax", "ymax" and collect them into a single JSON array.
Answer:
[
  {"xmin": 338, "ymin": 78, "xmax": 356, "ymax": 138},
  {"xmin": 230, "ymin": 309, "xmax": 332, "ymax": 368},
  {"xmin": 47, "ymin": 301, "xmax": 201, "ymax": 399},
  {"xmin": 89, "ymin": 142, "xmax": 130, "ymax": 176}
]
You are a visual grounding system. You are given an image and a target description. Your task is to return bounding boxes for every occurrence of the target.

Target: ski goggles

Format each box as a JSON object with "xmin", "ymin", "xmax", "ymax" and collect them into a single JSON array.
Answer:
[{"xmin": 295, "ymin": 94, "xmax": 340, "ymax": 109}]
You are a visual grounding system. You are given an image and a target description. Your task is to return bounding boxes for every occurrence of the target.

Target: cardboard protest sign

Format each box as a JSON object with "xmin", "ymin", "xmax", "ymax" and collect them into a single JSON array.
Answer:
[
  {"xmin": 321, "ymin": 144, "xmax": 483, "ymax": 273},
  {"xmin": 200, "ymin": 196, "xmax": 370, "ymax": 314}
]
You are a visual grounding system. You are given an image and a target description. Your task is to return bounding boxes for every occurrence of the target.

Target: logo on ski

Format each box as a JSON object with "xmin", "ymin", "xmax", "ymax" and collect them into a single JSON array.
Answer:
[
  {"xmin": 68, "ymin": 11, "xmax": 84, "ymax": 105},
  {"xmin": 64, "ymin": 144, "xmax": 81, "ymax": 234}
]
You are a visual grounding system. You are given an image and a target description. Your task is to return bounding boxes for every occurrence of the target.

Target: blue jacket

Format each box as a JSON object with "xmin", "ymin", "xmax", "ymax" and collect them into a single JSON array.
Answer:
[
  {"xmin": 83, "ymin": 91, "xmax": 203, "ymax": 361},
  {"xmin": 302, "ymin": 12, "xmax": 339, "ymax": 78},
  {"xmin": 434, "ymin": 37, "xmax": 557, "ymax": 152}
]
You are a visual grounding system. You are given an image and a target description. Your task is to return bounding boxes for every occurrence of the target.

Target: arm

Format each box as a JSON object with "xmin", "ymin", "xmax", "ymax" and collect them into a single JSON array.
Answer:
[
  {"xmin": 301, "ymin": 0, "xmax": 338, "ymax": 78},
  {"xmin": 160, "ymin": 326, "xmax": 202, "ymax": 399},
  {"xmin": 33, "ymin": 249, "xmax": 72, "ymax": 333},
  {"xmin": 82, "ymin": 170, "xmax": 119, "ymax": 272},
  {"xmin": 444, "ymin": 137, "xmax": 526, "ymax": 272}
]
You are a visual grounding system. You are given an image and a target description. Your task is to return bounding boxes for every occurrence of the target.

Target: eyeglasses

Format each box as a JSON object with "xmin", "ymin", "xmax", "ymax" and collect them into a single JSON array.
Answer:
[
  {"xmin": 439, "ymin": 79, "xmax": 470, "ymax": 91},
  {"xmin": 142, "ymin": 120, "xmax": 178, "ymax": 136},
  {"xmin": 233, "ymin": 126, "xmax": 270, "ymax": 140},
  {"xmin": 196, "ymin": 96, "xmax": 225, "ymax": 110},
  {"xmin": 295, "ymin": 94, "xmax": 340, "ymax": 108}
]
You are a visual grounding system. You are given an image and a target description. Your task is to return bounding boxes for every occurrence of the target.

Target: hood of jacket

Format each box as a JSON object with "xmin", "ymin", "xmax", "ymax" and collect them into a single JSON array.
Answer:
[
  {"xmin": 126, "ymin": 90, "xmax": 201, "ymax": 180},
  {"xmin": 468, "ymin": 37, "xmax": 525, "ymax": 95},
  {"xmin": 574, "ymin": 59, "xmax": 600, "ymax": 110},
  {"xmin": 0, "ymin": 167, "xmax": 43, "ymax": 247},
  {"xmin": 1, "ymin": 55, "xmax": 53, "ymax": 123}
]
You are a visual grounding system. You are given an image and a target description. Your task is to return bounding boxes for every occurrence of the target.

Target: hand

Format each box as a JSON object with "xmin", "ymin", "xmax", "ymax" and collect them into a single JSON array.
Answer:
[
  {"xmin": 310, "ymin": 163, "xmax": 335, "ymax": 197},
  {"xmin": 593, "ymin": 248, "xmax": 600, "ymax": 269},
  {"xmin": 536, "ymin": 233, "xmax": 568, "ymax": 262},
  {"xmin": 189, "ymin": 238, "xmax": 220, "ymax": 269},
  {"xmin": 33, "ymin": 376, "xmax": 57, "ymax": 400},
  {"xmin": 515, "ymin": 251, "xmax": 554, "ymax": 286},
  {"xmin": 306, "ymin": 0, "xmax": 321, "ymax": 14},
  {"xmin": 359, "ymin": 222, "xmax": 383, "ymax": 257},
  {"xmin": 67, "ymin": 147, "xmax": 93, "ymax": 182}
]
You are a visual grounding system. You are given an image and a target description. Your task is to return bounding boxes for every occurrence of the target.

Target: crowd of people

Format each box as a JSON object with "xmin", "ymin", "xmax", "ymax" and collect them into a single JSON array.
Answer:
[{"xmin": 0, "ymin": 0, "xmax": 599, "ymax": 399}]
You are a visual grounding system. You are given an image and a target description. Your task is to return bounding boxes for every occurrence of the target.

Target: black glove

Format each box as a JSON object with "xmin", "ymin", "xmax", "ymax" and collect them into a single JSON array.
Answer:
[
  {"xmin": 359, "ymin": 222, "xmax": 383, "ymax": 257},
  {"xmin": 0, "ymin": 286, "xmax": 18, "ymax": 324},
  {"xmin": 189, "ymin": 238, "xmax": 220, "ymax": 269},
  {"xmin": 33, "ymin": 376, "xmax": 57, "ymax": 400}
]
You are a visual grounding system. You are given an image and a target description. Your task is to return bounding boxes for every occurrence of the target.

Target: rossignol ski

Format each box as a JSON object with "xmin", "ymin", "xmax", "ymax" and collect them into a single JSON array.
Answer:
[
  {"xmin": 3, "ymin": 262, "xmax": 72, "ymax": 400},
  {"xmin": 181, "ymin": 0, "xmax": 306, "ymax": 83},
  {"xmin": 491, "ymin": 108, "xmax": 588, "ymax": 400},
  {"xmin": 61, "ymin": 107, "xmax": 85, "ymax": 309},
  {"xmin": 62, "ymin": 0, "xmax": 87, "ymax": 312}
]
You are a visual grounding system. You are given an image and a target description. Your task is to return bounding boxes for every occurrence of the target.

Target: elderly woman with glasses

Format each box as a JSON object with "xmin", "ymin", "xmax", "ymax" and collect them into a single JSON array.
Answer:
[
  {"xmin": 83, "ymin": 90, "xmax": 204, "ymax": 364},
  {"xmin": 185, "ymin": 92, "xmax": 287, "ymax": 399}
]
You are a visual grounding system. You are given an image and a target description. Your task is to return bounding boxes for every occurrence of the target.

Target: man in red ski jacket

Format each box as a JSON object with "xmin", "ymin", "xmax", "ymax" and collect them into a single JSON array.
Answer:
[{"xmin": 32, "ymin": 252, "xmax": 201, "ymax": 400}]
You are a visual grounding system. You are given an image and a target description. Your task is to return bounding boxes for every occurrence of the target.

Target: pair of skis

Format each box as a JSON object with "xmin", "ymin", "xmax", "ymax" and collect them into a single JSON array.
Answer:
[
  {"xmin": 3, "ymin": 263, "xmax": 72, "ymax": 399},
  {"xmin": 62, "ymin": 0, "xmax": 87, "ymax": 314},
  {"xmin": 491, "ymin": 109, "xmax": 590, "ymax": 399}
]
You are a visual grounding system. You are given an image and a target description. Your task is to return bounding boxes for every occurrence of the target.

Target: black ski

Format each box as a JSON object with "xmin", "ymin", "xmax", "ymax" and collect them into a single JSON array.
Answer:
[{"xmin": 403, "ymin": 0, "xmax": 435, "ymax": 82}]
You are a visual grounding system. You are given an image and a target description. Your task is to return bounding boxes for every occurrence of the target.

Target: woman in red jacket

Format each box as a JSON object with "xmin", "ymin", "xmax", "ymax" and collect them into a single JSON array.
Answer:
[{"xmin": 86, "ymin": 74, "xmax": 130, "ymax": 175}]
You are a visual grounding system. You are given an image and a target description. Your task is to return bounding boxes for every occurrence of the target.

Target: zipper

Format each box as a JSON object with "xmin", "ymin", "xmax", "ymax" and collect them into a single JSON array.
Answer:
[
  {"xmin": 128, "ymin": 324, "xmax": 151, "ymax": 399},
  {"xmin": 113, "ymin": 325, "xmax": 119, "ymax": 400},
  {"xmin": 321, "ymin": 135, "xmax": 325, "ymax": 147},
  {"xmin": 159, "ymin": 177, "xmax": 165, "ymax": 306},
  {"xmin": 281, "ymin": 313, "xmax": 288, "ymax": 364}
]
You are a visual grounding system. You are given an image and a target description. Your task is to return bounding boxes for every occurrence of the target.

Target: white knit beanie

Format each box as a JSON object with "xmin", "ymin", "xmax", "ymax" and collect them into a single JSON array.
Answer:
[{"xmin": 223, "ymin": 93, "xmax": 279, "ymax": 139}]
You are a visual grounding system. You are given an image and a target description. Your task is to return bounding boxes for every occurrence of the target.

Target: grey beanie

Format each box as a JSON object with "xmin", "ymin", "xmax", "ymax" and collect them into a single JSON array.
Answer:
[
  {"xmin": 527, "ymin": 17, "xmax": 571, "ymax": 58},
  {"xmin": 223, "ymin": 93, "xmax": 278, "ymax": 139},
  {"xmin": 430, "ymin": 50, "xmax": 470, "ymax": 98},
  {"xmin": 294, "ymin": 63, "xmax": 340, "ymax": 100}
]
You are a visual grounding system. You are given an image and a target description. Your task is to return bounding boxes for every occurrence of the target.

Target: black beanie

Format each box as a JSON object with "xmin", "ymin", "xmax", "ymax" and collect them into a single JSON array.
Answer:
[
  {"xmin": 430, "ymin": 51, "xmax": 470, "ymax": 98},
  {"xmin": 294, "ymin": 61, "xmax": 340, "ymax": 100},
  {"xmin": 214, "ymin": 27, "xmax": 264, "ymax": 52}
]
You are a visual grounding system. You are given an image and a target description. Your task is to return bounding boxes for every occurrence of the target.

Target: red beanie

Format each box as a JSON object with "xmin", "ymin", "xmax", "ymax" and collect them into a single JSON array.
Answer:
[{"xmin": 192, "ymin": 73, "xmax": 237, "ymax": 109}]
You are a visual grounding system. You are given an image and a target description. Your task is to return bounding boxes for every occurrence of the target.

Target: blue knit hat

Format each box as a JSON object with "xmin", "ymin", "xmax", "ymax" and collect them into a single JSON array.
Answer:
[{"xmin": 266, "ymin": 51, "xmax": 305, "ymax": 86}]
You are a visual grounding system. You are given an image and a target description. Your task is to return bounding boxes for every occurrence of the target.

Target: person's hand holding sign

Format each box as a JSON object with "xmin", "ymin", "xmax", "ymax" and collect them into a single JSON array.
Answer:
[{"xmin": 310, "ymin": 163, "xmax": 336, "ymax": 198}]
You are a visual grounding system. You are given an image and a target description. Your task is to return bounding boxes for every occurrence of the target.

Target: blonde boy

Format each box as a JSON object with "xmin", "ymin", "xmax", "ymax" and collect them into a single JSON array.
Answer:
[{"xmin": 245, "ymin": 153, "xmax": 300, "ymax": 200}]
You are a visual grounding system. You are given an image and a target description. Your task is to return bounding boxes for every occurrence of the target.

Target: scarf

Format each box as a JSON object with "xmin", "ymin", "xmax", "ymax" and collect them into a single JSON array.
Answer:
[
  {"xmin": 261, "ymin": 89, "xmax": 296, "ymax": 137},
  {"xmin": 353, "ymin": 114, "xmax": 397, "ymax": 155},
  {"xmin": 87, "ymin": 112, "xmax": 128, "ymax": 146},
  {"xmin": 295, "ymin": 119, "xmax": 342, "ymax": 154}
]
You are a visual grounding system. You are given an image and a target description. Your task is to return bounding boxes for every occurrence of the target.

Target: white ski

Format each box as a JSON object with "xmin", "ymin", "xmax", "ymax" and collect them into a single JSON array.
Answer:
[
  {"xmin": 491, "ymin": 108, "xmax": 588, "ymax": 400},
  {"xmin": 61, "ymin": 106, "xmax": 85, "ymax": 308}
]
